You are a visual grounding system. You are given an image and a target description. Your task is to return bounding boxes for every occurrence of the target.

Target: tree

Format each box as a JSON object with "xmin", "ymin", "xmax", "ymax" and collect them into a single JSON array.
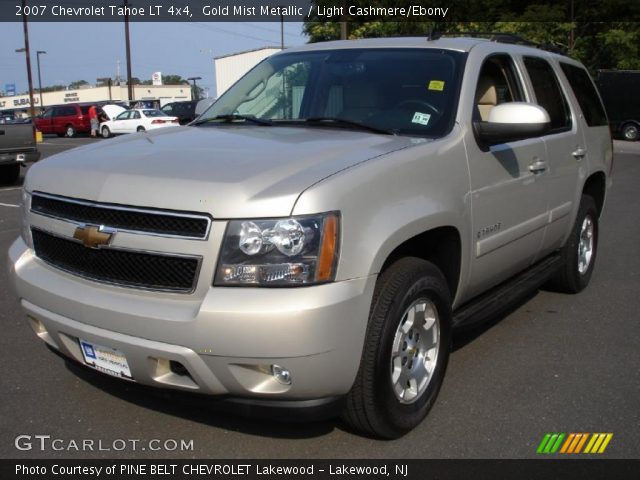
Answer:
[
  {"xmin": 68, "ymin": 80, "xmax": 89, "ymax": 90},
  {"xmin": 162, "ymin": 74, "xmax": 189, "ymax": 85}
]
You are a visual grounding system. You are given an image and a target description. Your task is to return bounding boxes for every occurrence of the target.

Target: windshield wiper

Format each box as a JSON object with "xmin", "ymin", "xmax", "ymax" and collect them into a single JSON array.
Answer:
[
  {"xmin": 192, "ymin": 114, "xmax": 273, "ymax": 126},
  {"xmin": 304, "ymin": 117, "xmax": 395, "ymax": 135}
]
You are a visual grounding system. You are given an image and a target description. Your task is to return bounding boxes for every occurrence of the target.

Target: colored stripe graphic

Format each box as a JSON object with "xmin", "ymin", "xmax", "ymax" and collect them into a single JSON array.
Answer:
[
  {"xmin": 584, "ymin": 433, "xmax": 614, "ymax": 454},
  {"xmin": 538, "ymin": 433, "xmax": 613, "ymax": 454}
]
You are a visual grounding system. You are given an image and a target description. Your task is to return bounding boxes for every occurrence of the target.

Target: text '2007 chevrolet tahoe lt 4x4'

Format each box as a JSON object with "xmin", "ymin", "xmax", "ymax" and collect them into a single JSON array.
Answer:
[{"xmin": 9, "ymin": 37, "xmax": 612, "ymax": 439}]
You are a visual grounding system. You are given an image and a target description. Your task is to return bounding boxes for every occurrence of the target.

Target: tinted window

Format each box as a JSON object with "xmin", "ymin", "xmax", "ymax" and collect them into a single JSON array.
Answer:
[
  {"xmin": 560, "ymin": 63, "xmax": 607, "ymax": 126},
  {"xmin": 80, "ymin": 106, "xmax": 91, "ymax": 114},
  {"xmin": 54, "ymin": 106, "xmax": 76, "ymax": 117},
  {"xmin": 524, "ymin": 57, "xmax": 571, "ymax": 131}
]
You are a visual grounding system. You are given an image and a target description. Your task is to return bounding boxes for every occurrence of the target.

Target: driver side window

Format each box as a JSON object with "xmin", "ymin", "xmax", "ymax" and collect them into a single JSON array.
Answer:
[{"xmin": 474, "ymin": 55, "xmax": 525, "ymax": 122}]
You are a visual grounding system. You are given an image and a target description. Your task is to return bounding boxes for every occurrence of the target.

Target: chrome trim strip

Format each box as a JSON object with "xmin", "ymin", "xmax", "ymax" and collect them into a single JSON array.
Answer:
[
  {"xmin": 31, "ymin": 191, "xmax": 212, "ymax": 241},
  {"xmin": 31, "ymin": 227, "xmax": 203, "ymax": 294}
]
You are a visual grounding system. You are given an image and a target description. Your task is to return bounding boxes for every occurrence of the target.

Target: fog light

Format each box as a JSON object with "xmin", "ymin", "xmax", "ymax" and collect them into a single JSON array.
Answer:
[{"xmin": 271, "ymin": 364, "xmax": 292, "ymax": 385}]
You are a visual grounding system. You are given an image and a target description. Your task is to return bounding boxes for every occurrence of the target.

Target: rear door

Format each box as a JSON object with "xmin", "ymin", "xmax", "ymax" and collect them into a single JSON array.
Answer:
[
  {"xmin": 558, "ymin": 62, "xmax": 611, "ymax": 185},
  {"xmin": 52, "ymin": 106, "xmax": 75, "ymax": 134},
  {"xmin": 521, "ymin": 55, "xmax": 582, "ymax": 255}
]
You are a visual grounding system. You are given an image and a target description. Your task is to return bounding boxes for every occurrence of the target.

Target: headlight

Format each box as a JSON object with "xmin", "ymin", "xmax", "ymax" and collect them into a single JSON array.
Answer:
[
  {"xmin": 20, "ymin": 188, "xmax": 33, "ymax": 249},
  {"xmin": 215, "ymin": 212, "xmax": 340, "ymax": 286}
]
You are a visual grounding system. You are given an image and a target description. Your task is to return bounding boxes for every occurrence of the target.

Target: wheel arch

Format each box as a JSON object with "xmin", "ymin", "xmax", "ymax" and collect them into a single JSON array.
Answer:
[
  {"xmin": 379, "ymin": 226, "xmax": 462, "ymax": 301},
  {"xmin": 582, "ymin": 171, "xmax": 607, "ymax": 218}
]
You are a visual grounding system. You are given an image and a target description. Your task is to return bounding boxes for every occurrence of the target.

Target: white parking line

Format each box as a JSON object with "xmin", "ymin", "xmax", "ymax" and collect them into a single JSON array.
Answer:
[
  {"xmin": 0, "ymin": 187, "xmax": 22, "ymax": 192},
  {"xmin": 0, "ymin": 202, "xmax": 19, "ymax": 208}
]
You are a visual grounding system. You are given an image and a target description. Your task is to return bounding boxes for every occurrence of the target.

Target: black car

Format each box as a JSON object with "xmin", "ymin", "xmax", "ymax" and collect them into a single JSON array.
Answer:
[{"xmin": 160, "ymin": 101, "xmax": 198, "ymax": 125}]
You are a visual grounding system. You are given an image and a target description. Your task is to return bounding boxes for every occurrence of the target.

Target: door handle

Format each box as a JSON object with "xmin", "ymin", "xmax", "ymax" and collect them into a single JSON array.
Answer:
[
  {"xmin": 529, "ymin": 159, "xmax": 547, "ymax": 173},
  {"xmin": 572, "ymin": 147, "xmax": 586, "ymax": 160}
]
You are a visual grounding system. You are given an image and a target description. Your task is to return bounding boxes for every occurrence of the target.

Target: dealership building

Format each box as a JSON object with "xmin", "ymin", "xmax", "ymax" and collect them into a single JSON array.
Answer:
[
  {"xmin": 2, "ymin": 46, "xmax": 283, "ymax": 116},
  {"xmin": 0, "ymin": 84, "xmax": 193, "ymax": 116}
]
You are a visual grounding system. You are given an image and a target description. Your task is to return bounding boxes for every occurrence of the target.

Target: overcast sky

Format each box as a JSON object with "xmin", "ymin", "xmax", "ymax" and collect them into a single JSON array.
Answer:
[{"xmin": 1, "ymin": 21, "xmax": 308, "ymax": 96}]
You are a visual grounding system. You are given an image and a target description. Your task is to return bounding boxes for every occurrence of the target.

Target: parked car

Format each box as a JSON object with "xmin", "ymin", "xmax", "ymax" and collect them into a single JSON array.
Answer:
[
  {"xmin": 33, "ymin": 103, "xmax": 90, "ymax": 137},
  {"xmin": 161, "ymin": 101, "xmax": 198, "ymax": 125},
  {"xmin": 99, "ymin": 109, "xmax": 179, "ymax": 137},
  {"xmin": 33, "ymin": 103, "xmax": 125, "ymax": 137},
  {"xmin": 10, "ymin": 36, "xmax": 612, "ymax": 439},
  {"xmin": 597, "ymin": 70, "xmax": 640, "ymax": 141},
  {"xmin": 0, "ymin": 121, "xmax": 40, "ymax": 184}
]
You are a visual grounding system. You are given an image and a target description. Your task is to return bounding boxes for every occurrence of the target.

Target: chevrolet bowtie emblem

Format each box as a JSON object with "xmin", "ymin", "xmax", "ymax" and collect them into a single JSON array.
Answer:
[{"xmin": 73, "ymin": 225, "xmax": 114, "ymax": 249}]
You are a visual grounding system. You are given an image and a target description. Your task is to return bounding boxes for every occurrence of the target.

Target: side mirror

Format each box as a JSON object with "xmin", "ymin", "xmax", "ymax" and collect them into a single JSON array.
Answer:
[{"xmin": 474, "ymin": 103, "xmax": 551, "ymax": 146}]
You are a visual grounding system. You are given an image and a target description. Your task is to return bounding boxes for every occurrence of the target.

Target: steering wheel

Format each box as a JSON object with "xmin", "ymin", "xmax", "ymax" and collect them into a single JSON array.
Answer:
[{"xmin": 394, "ymin": 99, "xmax": 441, "ymax": 116}]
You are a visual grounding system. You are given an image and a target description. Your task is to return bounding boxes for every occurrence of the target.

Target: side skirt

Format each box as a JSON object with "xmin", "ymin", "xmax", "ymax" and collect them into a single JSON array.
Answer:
[{"xmin": 453, "ymin": 253, "xmax": 563, "ymax": 329}]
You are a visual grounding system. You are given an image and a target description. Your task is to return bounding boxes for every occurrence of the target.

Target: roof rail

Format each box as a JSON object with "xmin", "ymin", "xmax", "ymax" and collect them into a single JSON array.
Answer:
[{"xmin": 427, "ymin": 31, "xmax": 568, "ymax": 55}]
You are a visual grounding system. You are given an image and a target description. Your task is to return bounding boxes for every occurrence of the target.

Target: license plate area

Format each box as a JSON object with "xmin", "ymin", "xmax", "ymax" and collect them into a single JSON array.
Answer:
[{"xmin": 79, "ymin": 339, "xmax": 134, "ymax": 380}]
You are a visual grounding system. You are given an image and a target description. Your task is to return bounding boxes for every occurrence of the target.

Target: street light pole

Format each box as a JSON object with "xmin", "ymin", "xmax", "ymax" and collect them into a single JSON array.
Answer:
[
  {"xmin": 187, "ymin": 77, "xmax": 202, "ymax": 101},
  {"xmin": 36, "ymin": 50, "xmax": 46, "ymax": 111},
  {"xmin": 124, "ymin": 0, "xmax": 134, "ymax": 103},
  {"xmin": 19, "ymin": 0, "xmax": 36, "ymax": 118}
]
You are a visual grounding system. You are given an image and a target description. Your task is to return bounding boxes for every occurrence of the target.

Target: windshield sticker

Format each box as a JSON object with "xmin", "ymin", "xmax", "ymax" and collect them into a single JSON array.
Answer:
[
  {"xmin": 428, "ymin": 80, "xmax": 445, "ymax": 91},
  {"xmin": 412, "ymin": 112, "xmax": 431, "ymax": 126}
]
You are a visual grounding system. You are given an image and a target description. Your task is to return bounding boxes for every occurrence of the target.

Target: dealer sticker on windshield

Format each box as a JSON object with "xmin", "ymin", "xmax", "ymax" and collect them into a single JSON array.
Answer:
[
  {"xmin": 411, "ymin": 112, "xmax": 431, "ymax": 126},
  {"xmin": 79, "ymin": 339, "xmax": 133, "ymax": 380}
]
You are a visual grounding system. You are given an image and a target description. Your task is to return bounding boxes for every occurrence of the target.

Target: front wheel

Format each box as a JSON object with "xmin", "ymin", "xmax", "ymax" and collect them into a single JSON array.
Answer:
[
  {"xmin": 546, "ymin": 195, "xmax": 599, "ymax": 293},
  {"xmin": 101, "ymin": 126, "xmax": 111, "ymax": 138},
  {"xmin": 342, "ymin": 258, "xmax": 452, "ymax": 439}
]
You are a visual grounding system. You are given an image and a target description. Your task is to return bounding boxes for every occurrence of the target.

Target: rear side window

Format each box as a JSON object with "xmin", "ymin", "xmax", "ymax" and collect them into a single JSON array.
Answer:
[
  {"xmin": 524, "ymin": 56, "xmax": 571, "ymax": 132},
  {"xmin": 560, "ymin": 63, "xmax": 607, "ymax": 126}
]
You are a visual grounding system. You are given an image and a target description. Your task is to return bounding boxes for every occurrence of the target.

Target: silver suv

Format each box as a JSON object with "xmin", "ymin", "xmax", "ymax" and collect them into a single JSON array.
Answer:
[{"xmin": 8, "ymin": 37, "xmax": 612, "ymax": 438}]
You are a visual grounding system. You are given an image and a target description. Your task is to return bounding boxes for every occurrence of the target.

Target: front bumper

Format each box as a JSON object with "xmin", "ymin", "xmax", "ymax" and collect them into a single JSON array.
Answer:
[{"xmin": 8, "ymin": 238, "xmax": 376, "ymax": 403}]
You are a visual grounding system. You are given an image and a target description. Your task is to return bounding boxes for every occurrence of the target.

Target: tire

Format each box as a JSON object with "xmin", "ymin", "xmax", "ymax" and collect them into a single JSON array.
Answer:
[
  {"xmin": 65, "ymin": 124, "xmax": 76, "ymax": 137},
  {"xmin": 621, "ymin": 123, "xmax": 639, "ymax": 142},
  {"xmin": 101, "ymin": 126, "xmax": 111, "ymax": 138},
  {"xmin": 342, "ymin": 257, "xmax": 452, "ymax": 439},
  {"xmin": 546, "ymin": 195, "xmax": 598, "ymax": 293},
  {"xmin": 136, "ymin": 126, "xmax": 146, "ymax": 132},
  {"xmin": 0, "ymin": 164, "xmax": 20, "ymax": 185}
]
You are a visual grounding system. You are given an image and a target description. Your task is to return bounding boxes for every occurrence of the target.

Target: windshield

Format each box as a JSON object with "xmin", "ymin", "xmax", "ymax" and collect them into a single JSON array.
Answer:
[{"xmin": 200, "ymin": 48, "xmax": 465, "ymax": 137}]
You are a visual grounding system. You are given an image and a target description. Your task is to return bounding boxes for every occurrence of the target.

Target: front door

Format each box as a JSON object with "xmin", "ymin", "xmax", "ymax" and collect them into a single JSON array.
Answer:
[{"xmin": 465, "ymin": 54, "xmax": 549, "ymax": 298}]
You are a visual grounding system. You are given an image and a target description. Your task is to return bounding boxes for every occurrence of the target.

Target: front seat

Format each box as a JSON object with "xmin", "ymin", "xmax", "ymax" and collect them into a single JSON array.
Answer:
[{"xmin": 475, "ymin": 77, "xmax": 498, "ymax": 121}]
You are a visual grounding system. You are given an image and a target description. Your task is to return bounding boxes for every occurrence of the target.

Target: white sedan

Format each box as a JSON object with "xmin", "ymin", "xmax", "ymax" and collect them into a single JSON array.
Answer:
[{"xmin": 100, "ymin": 109, "xmax": 179, "ymax": 138}]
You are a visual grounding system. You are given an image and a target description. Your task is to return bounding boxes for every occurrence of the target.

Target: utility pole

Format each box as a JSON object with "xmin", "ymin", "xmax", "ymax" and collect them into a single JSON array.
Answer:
[
  {"xmin": 36, "ymin": 50, "xmax": 46, "ymax": 110},
  {"xmin": 124, "ymin": 0, "xmax": 134, "ymax": 103},
  {"xmin": 280, "ymin": 12, "xmax": 284, "ymax": 49},
  {"xmin": 20, "ymin": 0, "xmax": 36, "ymax": 118}
]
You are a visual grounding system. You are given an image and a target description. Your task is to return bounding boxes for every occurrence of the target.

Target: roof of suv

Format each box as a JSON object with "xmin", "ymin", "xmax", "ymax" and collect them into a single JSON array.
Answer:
[{"xmin": 282, "ymin": 36, "xmax": 567, "ymax": 58}]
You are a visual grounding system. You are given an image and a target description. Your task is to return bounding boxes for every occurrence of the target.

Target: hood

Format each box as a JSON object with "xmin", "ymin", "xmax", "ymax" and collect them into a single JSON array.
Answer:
[
  {"xmin": 26, "ymin": 125, "xmax": 416, "ymax": 218},
  {"xmin": 101, "ymin": 104, "xmax": 126, "ymax": 120}
]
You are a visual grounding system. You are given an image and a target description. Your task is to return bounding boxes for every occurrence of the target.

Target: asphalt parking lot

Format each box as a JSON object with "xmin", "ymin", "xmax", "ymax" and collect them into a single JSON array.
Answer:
[{"xmin": 1, "ymin": 137, "xmax": 638, "ymax": 459}]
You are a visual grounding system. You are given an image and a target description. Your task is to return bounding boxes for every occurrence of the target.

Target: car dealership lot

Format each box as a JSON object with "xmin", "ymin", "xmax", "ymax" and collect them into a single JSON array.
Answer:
[{"xmin": 1, "ymin": 138, "xmax": 638, "ymax": 458}]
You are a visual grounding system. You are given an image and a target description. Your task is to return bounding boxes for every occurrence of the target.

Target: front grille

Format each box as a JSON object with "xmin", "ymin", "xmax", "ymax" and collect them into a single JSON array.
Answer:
[
  {"xmin": 32, "ymin": 229, "xmax": 200, "ymax": 293},
  {"xmin": 31, "ymin": 193, "xmax": 210, "ymax": 239}
]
